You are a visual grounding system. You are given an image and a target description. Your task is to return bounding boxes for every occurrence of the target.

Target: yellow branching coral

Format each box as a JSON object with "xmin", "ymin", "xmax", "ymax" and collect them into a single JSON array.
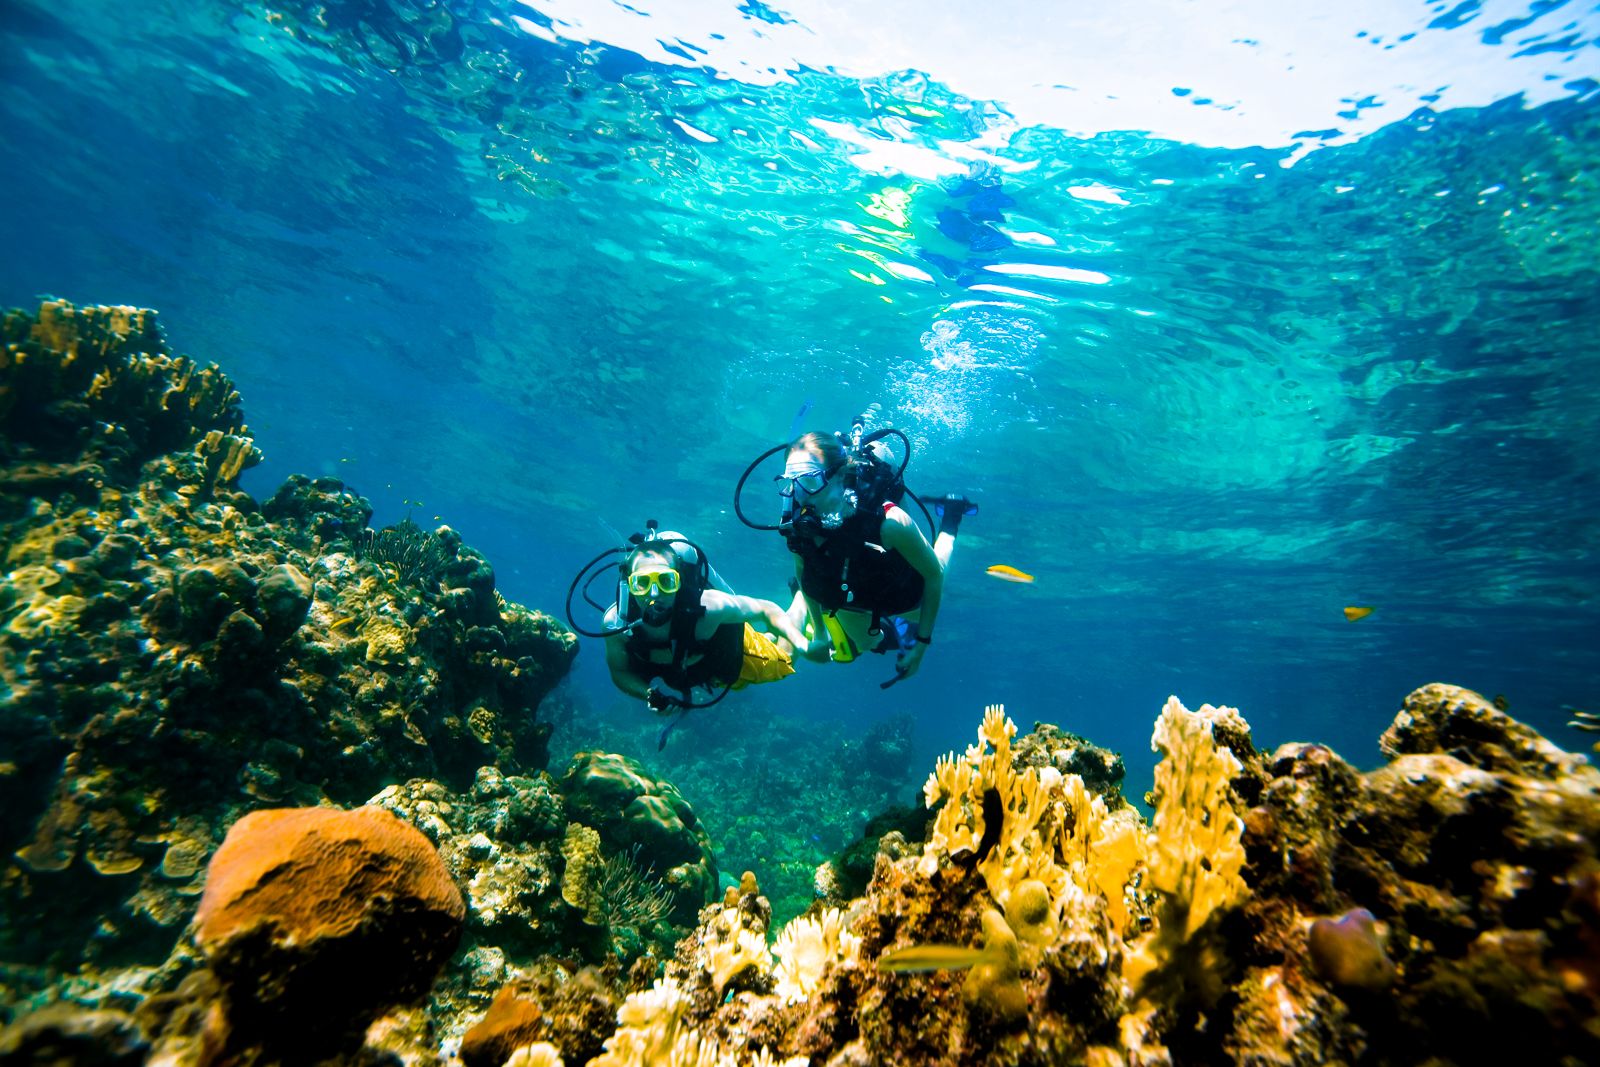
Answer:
[
  {"xmin": 1056, "ymin": 774, "xmax": 1147, "ymax": 938},
  {"xmin": 773, "ymin": 907, "xmax": 861, "ymax": 1003},
  {"xmin": 1122, "ymin": 695, "xmax": 1248, "ymax": 998},
  {"xmin": 920, "ymin": 703, "xmax": 1141, "ymax": 948},
  {"xmin": 921, "ymin": 704, "xmax": 1045, "ymax": 900}
]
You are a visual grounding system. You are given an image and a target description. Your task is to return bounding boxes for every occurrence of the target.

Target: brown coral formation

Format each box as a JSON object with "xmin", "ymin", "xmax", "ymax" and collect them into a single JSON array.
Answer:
[
  {"xmin": 1238, "ymin": 683, "xmax": 1600, "ymax": 1064},
  {"xmin": 460, "ymin": 984, "xmax": 548, "ymax": 1067},
  {"xmin": 192, "ymin": 805, "xmax": 464, "ymax": 1058}
]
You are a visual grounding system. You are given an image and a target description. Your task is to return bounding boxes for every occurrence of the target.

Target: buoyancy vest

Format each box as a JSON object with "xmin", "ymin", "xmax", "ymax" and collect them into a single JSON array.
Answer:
[
  {"xmin": 623, "ymin": 599, "xmax": 744, "ymax": 691},
  {"xmin": 796, "ymin": 501, "xmax": 924, "ymax": 616}
]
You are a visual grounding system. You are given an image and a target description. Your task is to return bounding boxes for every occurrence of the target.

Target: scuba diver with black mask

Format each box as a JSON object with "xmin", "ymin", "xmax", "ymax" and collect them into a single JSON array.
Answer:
[
  {"xmin": 735, "ymin": 409, "xmax": 976, "ymax": 687},
  {"xmin": 567, "ymin": 525, "xmax": 805, "ymax": 731}
]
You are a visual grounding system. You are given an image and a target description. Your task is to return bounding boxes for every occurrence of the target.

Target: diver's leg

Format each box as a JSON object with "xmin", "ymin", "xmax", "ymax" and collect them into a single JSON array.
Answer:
[{"xmin": 926, "ymin": 495, "xmax": 976, "ymax": 569}]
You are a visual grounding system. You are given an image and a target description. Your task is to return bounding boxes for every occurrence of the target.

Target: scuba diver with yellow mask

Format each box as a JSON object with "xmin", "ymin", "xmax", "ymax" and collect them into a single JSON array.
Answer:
[
  {"xmin": 566, "ymin": 523, "xmax": 805, "ymax": 745},
  {"xmin": 734, "ymin": 407, "xmax": 976, "ymax": 688}
]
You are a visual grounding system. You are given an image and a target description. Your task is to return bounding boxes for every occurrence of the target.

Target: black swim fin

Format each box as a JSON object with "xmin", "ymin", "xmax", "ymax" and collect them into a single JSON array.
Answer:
[
  {"xmin": 923, "ymin": 494, "xmax": 979, "ymax": 517},
  {"xmin": 657, "ymin": 708, "xmax": 690, "ymax": 750},
  {"xmin": 923, "ymin": 494, "xmax": 978, "ymax": 537}
]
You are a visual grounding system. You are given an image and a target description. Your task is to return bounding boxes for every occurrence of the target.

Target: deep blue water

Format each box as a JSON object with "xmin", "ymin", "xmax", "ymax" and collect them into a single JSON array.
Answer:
[{"xmin": 3, "ymin": 0, "xmax": 1598, "ymax": 799}]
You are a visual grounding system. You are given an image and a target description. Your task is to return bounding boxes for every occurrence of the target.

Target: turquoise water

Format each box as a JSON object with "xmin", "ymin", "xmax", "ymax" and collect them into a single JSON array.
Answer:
[{"xmin": 3, "ymin": 0, "xmax": 1598, "ymax": 807}]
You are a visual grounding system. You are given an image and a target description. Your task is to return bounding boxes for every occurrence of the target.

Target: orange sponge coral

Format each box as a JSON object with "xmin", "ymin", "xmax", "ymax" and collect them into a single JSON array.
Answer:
[{"xmin": 195, "ymin": 806, "xmax": 465, "ymax": 1056}]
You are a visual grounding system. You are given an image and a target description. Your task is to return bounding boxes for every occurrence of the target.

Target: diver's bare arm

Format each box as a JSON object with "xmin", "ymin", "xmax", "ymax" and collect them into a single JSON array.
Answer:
[
  {"xmin": 754, "ymin": 597, "xmax": 809, "ymax": 650},
  {"xmin": 703, "ymin": 592, "xmax": 808, "ymax": 651},
  {"xmin": 603, "ymin": 633, "xmax": 653, "ymax": 699},
  {"xmin": 791, "ymin": 559, "xmax": 831, "ymax": 659},
  {"xmin": 883, "ymin": 508, "xmax": 946, "ymax": 641}
]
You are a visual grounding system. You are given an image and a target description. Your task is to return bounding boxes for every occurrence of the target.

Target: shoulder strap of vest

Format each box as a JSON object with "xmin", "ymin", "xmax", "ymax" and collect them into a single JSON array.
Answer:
[{"xmin": 666, "ymin": 594, "xmax": 707, "ymax": 675}]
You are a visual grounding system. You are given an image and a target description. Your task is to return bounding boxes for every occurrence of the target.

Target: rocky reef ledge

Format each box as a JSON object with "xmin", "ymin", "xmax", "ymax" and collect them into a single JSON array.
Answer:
[{"xmin": 4, "ymin": 303, "xmax": 1599, "ymax": 1066}]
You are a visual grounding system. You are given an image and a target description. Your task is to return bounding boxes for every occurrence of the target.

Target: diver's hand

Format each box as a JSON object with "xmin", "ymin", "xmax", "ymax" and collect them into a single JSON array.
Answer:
[
  {"xmin": 800, "ymin": 638, "xmax": 832, "ymax": 663},
  {"xmin": 646, "ymin": 685, "xmax": 685, "ymax": 714},
  {"xmin": 893, "ymin": 642, "xmax": 927, "ymax": 681}
]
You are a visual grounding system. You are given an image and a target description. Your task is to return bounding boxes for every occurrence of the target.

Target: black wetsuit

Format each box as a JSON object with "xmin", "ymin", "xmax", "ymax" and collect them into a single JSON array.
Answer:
[
  {"xmin": 624, "ymin": 605, "xmax": 743, "ymax": 691},
  {"xmin": 794, "ymin": 502, "xmax": 923, "ymax": 617}
]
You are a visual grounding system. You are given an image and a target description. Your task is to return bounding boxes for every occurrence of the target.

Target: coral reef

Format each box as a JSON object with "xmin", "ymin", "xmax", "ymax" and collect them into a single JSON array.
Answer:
[
  {"xmin": 773, "ymin": 908, "xmax": 860, "ymax": 1004},
  {"xmin": 1235, "ymin": 683, "xmax": 1600, "ymax": 1064},
  {"xmin": 460, "ymin": 963, "xmax": 629, "ymax": 1067},
  {"xmin": 4, "ymin": 295, "xmax": 1598, "ymax": 1067},
  {"xmin": 367, "ymin": 767, "xmax": 572, "ymax": 962},
  {"xmin": 566, "ymin": 711, "xmax": 933, "ymax": 928},
  {"xmin": 0, "ymin": 300, "xmax": 576, "ymax": 1009},
  {"xmin": 552, "ymin": 687, "xmax": 1600, "ymax": 1066},
  {"xmin": 0, "ymin": 301, "xmax": 255, "ymax": 494}
]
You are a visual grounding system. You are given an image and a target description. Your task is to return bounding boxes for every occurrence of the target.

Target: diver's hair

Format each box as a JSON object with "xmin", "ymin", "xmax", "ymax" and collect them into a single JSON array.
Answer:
[
  {"xmin": 788, "ymin": 431, "xmax": 850, "ymax": 474},
  {"xmin": 626, "ymin": 545, "xmax": 677, "ymax": 572}
]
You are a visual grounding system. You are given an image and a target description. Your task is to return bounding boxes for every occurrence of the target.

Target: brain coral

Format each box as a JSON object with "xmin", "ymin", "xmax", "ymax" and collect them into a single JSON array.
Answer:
[
  {"xmin": 194, "ymin": 805, "xmax": 465, "ymax": 1056},
  {"xmin": 560, "ymin": 750, "xmax": 717, "ymax": 923}
]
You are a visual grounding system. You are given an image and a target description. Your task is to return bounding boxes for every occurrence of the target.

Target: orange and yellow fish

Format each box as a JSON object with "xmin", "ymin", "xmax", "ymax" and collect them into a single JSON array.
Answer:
[
  {"xmin": 1343, "ymin": 606, "xmax": 1374, "ymax": 621},
  {"xmin": 986, "ymin": 564, "xmax": 1034, "ymax": 584}
]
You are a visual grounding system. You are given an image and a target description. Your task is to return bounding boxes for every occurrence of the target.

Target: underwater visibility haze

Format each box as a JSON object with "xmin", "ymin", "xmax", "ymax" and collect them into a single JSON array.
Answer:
[{"xmin": 3, "ymin": 0, "xmax": 1600, "ymax": 1062}]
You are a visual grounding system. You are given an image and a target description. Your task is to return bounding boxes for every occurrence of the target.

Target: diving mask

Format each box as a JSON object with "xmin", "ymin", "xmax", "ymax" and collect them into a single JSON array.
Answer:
[
  {"xmin": 628, "ymin": 569, "xmax": 681, "ymax": 596},
  {"xmin": 776, "ymin": 463, "xmax": 834, "ymax": 499}
]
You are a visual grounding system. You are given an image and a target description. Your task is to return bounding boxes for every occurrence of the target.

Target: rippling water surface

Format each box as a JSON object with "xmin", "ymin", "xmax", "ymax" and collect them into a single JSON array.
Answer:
[{"xmin": 3, "ymin": 0, "xmax": 1598, "ymax": 786}]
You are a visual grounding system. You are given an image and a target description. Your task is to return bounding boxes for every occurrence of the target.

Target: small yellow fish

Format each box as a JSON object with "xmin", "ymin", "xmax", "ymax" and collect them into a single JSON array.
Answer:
[
  {"xmin": 986, "ymin": 564, "xmax": 1034, "ymax": 584},
  {"xmin": 876, "ymin": 943, "xmax": 998, "ymax": 973},
  {"xmin": 1492, "ymin": 694, "xmax": 1509, "ymax": 712},
  {"xmin": 1343, "ymin": 606, "xmax": 1374, "ymax": 621}
]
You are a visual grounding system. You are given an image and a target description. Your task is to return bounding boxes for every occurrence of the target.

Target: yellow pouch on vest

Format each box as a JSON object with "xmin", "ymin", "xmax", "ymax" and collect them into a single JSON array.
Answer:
[
  {"xmin": 732, "ymin": 624, "xmax": 795, "ymax": 689},
  {"xmin": 822, "ymin": 611, "xmax": 859, "ymax": 663}
]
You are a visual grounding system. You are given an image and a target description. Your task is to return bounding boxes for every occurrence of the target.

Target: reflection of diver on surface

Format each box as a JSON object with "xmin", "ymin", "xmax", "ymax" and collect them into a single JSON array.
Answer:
[
  {"xmin": 565, "ymin": 523, "xmax": 805, "ymax": 747},
  {"xmin": 734, "ymin": 407, "xmax": 977, "ymax": 689},
  {"xmin": 919, "ymin": 171, "xmax": 1017, "ymax": 286}
]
